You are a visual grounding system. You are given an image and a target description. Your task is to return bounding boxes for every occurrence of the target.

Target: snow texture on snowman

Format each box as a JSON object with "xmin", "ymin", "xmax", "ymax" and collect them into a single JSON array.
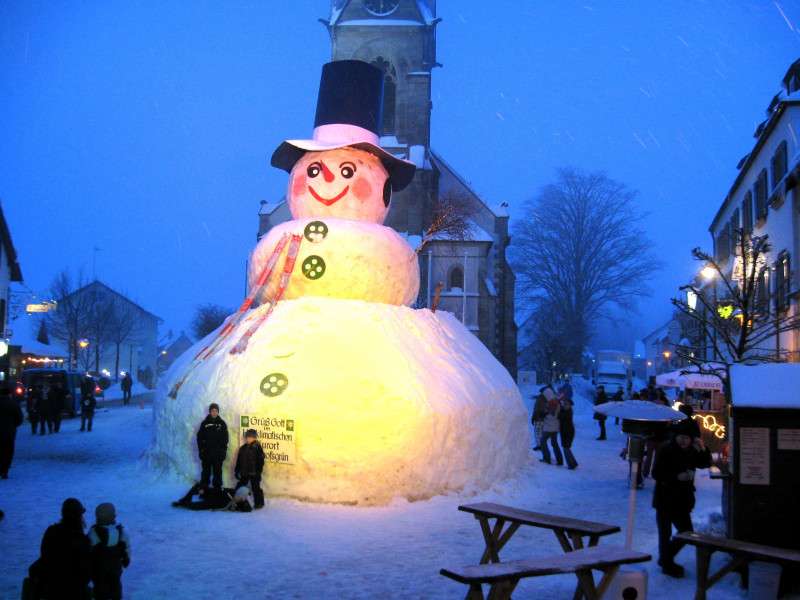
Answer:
[{"xmin": 150, "ymin": 60, "xmax": 529, "ymax": 505}]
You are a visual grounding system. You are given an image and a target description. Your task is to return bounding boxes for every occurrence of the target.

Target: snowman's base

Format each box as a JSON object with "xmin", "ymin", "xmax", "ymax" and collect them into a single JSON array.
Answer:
[{"xmin": 149, "ymin": 297, "xmax": 529, "ymax": 505}]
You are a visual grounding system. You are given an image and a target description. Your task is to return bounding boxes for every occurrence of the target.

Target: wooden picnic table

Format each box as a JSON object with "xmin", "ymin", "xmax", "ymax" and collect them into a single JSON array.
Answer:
[
  {"xmin": 459, "ymin": 502, "xmax": 621, "ymax": 564},
  {"xmin": 441, "ymin": 544, "xmax": 651, "ymax": 600},
  {"xmin": 675, "ymin": 532, "xmax": 800, "ymax": 600}
]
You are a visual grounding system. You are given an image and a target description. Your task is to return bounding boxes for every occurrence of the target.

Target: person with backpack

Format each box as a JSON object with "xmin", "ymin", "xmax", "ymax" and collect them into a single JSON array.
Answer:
[
  {"xmin": 235, "ymin": 428, "xmax": 266, "ymax": 510},
  {"xmin": 539, "ymin": 388, "xmax": 563, "ymax": 465},
  {"xmin": 80, "ymin": 375, "xmax": 96, "ymax": 432},
  {"xmin": 197, "ymin": 403, "xmax": 228, "ymax": 489},
  {"xmin": 88, "ymin": 503, "xmax": 131, "ymax": 600},
  {"xmin": 31, "ymin": 498, "xmax": 92, "ymax": 599},
  {"xmin": 530, "ymin": 389, "xmax": 548, "ymax": 451}
]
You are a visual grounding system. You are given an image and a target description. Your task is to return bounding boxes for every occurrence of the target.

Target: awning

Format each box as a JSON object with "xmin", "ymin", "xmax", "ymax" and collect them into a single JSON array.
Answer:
[{"xmin": 656, "ymin": 367, "xmax": 724, "ymax": 391}]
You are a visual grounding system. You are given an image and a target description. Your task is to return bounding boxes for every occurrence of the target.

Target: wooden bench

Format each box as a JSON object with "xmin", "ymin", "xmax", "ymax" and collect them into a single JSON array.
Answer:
[
  {"xmin": 441, "ymin": 544, "xmax": 651, "ymax": 600},
  {"xmin": 675, "ymin": 532, "xmax": 800, "ymax": 600},
  {"xmin": 459, "ymin": 502, "xmax": 621, "ymax": 564}
]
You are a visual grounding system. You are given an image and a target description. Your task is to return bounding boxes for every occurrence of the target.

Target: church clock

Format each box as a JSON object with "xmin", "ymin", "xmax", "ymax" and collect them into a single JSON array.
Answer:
[{"xmin": 364, "ymin": 0, "xmax": 400, "ymax": 16}]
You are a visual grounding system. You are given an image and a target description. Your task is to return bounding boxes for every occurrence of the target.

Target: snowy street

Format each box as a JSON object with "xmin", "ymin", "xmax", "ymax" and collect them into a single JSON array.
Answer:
[{"xmin": 0, "ymin": 381, "xmax": 748, "ymax": 599}]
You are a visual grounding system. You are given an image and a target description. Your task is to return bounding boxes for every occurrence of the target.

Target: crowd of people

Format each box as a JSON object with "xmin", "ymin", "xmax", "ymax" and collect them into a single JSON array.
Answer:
[{"xmin": 533, "ymin": 377, "xmax": 712, "ymax": 579}]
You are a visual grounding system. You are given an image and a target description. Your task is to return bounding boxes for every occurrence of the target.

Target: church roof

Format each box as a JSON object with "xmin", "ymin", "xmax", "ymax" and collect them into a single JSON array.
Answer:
[
  {"xmin": 429, "ymin": 150, "xmax": 506, "ymax": 219},
  {"xmin": 0, "ymin": 202, "xmax": 23, "ymax": 282}
]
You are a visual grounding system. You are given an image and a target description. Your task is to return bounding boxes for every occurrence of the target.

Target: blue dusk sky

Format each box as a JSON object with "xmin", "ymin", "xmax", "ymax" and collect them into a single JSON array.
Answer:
[{"xmin": 2, "ymin": 1, "xmax": 799, "ymax": 348}]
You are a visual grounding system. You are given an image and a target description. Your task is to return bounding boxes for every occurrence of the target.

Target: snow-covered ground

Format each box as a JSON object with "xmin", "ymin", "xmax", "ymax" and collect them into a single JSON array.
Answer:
[{"xmin": 0, "ymin": 379, "xmax": 753, "ymax": 599}]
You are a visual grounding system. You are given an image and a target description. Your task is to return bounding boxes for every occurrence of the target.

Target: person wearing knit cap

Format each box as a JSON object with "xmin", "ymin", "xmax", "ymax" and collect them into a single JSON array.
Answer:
[
  {"xmin": 33, "ymin": 498, "xmax": 91, "ymax": 599},
  {"xmin": 651, "ymin": 414, "xmax": 712, "ymax": 578},
  {"xmin": 88, "ymin": 502, "xmax": 131, "ymax": 600},
  {"xmin": 234, "ymin": 428, "xmax": 266, "ymax": 509},
  {"xmin": 196, "ymin": 403, "xmax": 228, "ymax": 489}
]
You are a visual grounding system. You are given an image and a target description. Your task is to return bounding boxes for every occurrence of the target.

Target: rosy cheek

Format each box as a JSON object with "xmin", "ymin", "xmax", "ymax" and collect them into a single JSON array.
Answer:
[
  {"xmin": 291, "ymin": 174, "xmax": 307, "ymax": 198},
  {"xmin": 351, "ymin": 176, "xmax": 373, "ymax": 202}
]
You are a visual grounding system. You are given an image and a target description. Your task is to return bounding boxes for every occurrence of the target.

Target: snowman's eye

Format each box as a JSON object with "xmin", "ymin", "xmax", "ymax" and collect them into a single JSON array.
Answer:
[
  {"xmin": 307, "ymin": 162, "xmax": 321, "ymax": 178},
  {"xmin": 340, "ymin": 162, "xmax": 356, "ymax": 179}
]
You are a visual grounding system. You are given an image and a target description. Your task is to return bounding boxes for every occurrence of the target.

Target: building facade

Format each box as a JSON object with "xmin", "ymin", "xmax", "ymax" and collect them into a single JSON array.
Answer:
[
  {"xmin": 257, "ymin": 0, "xmax": 517, "ymax": 375},
  {"xmin": 707, "ymin": 59, "xmax": 800, "ymax": 362},
  {"xmin": 0, "ymin": 202, "xmax": 24, "ymax": 384}
]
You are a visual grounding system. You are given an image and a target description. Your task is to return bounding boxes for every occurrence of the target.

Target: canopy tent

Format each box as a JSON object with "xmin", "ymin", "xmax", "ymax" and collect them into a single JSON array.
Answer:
[{"xmin": 655, "ymin": 367, "xmax": 724, "ymax": 391}]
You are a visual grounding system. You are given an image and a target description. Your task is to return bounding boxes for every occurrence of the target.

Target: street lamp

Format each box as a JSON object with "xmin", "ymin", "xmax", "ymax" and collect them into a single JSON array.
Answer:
[
  {"xmin": 78, "ymin": 339, "xmax": 90, "ymax": 349},
  {"xmin": 701, "ymin": 265, "xmax": 717, "ymax": 280}
]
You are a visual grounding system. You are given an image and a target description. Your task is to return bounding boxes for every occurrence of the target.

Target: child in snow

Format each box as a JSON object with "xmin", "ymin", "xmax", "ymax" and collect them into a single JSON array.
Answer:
[
  {"xmin": 88, "ymin": 502, "xmax": 131, "ymax": 600},
  {"xmin": 197, "ymin": 403, "xmax": 228, "ymax": 489},
  {"xmin": 235, "ymin": 428, "xmax": 265, "ymax": 509}
]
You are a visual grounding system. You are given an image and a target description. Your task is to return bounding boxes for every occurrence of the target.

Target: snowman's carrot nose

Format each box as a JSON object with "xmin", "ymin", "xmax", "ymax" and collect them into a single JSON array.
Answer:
[{"xmin": 320, "ymin": 161, "xmax": 335, "ymax": 183}]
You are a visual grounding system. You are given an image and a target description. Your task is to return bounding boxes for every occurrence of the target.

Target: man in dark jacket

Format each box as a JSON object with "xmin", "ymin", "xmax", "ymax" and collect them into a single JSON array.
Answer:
[
  {"xmin": 27, "ymin": 384, "xmax": 43, "ymax": 434},
  {"xmin": 651, "ymin": 418, "xmax": 712, "ymax": 578},
  {"xmin": 80, "ymin": 375, "xmax": 97, "ymax": 432},
  {"xmin": 34, "ymin": 498, "xmax": 92, "ymax": 599},
  {"xmin": 121, "ymin": 373, "xmax": 133, "ymax": 405},
  {"xmin": 0, "ymin": 386, "xmax": 24, "ymax": 478},
  {"xmin": 47, "ymin": 380, "xmax": 68, "ymax": 433},
  {"xmin": 197, "ymin": 403, "xmax": 228, "ymax": 489},
  {"xmin": 593, "ymin": 386, "xmax": 608, "ymax": 440},
  {"xmin": 235, "ymin": 428, "xmax": 266, "ymax": 509}
]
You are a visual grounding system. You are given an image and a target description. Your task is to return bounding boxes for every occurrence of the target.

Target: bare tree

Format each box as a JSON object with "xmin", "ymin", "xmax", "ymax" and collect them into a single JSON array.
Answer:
[
  {"xmin": 190, "ymin": 304, "xmax": 232, "ymax": 340},
  {"xmin": 672, "ymin": 229, "xmax": 800, "ymax": 370},
  {"xmin": 416, "ymin": 189, "xmax": 475, "ymax": 253},
  {"xmin": 512, "ymin": 168, "xmax": 660, "ymax": 369},
  {"xmin": 107, "ymin": 299, "xmax": 141, "ymax": 382},
  {"xmin": 44, "ymin": 270, "xmax": 94, "ymax": 368},
  {"xmin": 519, "ymin": 299, "xmax": 574, "ymax": 382},
  {"xmin": 85, "ymin": 296, "xmax": 115, "ymax": 373}
]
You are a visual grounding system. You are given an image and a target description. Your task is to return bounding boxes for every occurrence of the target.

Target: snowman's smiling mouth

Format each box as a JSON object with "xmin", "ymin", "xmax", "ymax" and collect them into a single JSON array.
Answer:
[{"xmin": 309, "ymin": 185, "xmax": 350, "ymax": 206}]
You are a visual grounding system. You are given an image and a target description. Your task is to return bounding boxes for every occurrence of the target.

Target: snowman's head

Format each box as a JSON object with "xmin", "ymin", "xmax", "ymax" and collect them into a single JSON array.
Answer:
[{"xmin": 287, "ymin": 147, "xmax": 391, "ymax": 224}]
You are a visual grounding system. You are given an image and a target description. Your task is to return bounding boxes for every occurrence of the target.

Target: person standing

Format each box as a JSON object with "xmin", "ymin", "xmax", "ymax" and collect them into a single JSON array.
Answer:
[
  {"xmin": 234, "ymin": 428, "xmax": 266, "ymax": 509},
  {"xmin": 651, "ymin": 419, "xmax": 712, "ymax": 578},
  {"xmin": 80, "ymin": 375, "xmax": 97, "ymax": 432},
  {"xmin": 197, "ymin": 403, "xmax": 228, "ymax": 489},
  {"xmin": 558, "ymin": 391, "xmax": 578, "ymax": 470},
  {"xmin": 48, "ymin": 380, "xmax": 67, "ymax": 433},
  {"xmin": 33, "ymin": 498, "xmax": 92, "ymax": 599},
  {"xmin": 539, "ymin": 389, "xmax": 563, "ymax": 465},
  {"xmin": 88, "ymin": 502, "xmax": 131, "ymax": 600},
  {"xmin": 27, "ymin": 384, "xmax": 43, "ymax": 434},
  {"xmin": 121, "ymin": 373, "xmax": 133, "ymax": 406},
  {"xmin": 531, "ymin": 389, "xmax": 548, "ymax": 451},
  {"xmin": 593, "ymin": 386, "xmax": 608, "ymax": 440},
  {"xmin": 0, "ymin": 386, "xmax": 24, "ymax": 479}
]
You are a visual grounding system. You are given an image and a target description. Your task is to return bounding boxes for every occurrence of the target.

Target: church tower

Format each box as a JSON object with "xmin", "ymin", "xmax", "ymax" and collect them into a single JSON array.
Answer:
[
  {"xmin": 321, "ymin": 0, "xmax": 439, "ymax": 233},
  {"xmin": 258, "ymin": 2, "xmax": 518, "ymax": 377}
]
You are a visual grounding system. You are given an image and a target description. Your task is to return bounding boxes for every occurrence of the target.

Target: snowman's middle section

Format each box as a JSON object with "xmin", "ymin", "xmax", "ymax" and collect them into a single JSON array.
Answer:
[{"xmin": 248, "ymin": 218, "xmax": 420, "ymax": 307}]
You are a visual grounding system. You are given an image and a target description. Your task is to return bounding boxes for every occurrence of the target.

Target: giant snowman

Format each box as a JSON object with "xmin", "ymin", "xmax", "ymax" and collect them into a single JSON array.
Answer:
[{"xmin": 151, "ymin": 61, "xmax": 529, "ymax": 505}]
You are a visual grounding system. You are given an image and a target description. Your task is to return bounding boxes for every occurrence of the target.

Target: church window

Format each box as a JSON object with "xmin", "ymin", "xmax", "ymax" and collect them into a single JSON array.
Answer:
[
  {"xmin": 372, "ymin": 57, "xmax": 397, "ymax": 135},
  {"xmin": 448, "ymin": 266, "xmax": 464, "ymax": 291}
]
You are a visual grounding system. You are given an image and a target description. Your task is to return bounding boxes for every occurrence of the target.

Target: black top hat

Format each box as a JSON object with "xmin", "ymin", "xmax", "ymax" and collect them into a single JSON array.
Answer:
[{"xmin": 271, "ymin": 60, "xmax": 416, "ymax": 191}]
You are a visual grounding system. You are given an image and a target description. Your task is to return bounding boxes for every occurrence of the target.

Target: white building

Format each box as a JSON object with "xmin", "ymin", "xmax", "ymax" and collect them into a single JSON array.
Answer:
[
  {"xmin": 0, "ymin": 202, "xmax": 24, "ymax": 383},
  {"xmin": 707, "ymin": 59, "xmax": 800, "ymax": 362}
]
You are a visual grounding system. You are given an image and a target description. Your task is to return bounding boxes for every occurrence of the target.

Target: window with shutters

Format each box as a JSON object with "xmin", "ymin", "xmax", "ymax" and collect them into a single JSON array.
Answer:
[
  {"xmin": 716, "ymin": 227, "xmax": 730, "ymax": 263},
  {"xmin": 771, "ymin": 141, "xmax": 788, "ymax": 189},
  {"xmin": 728, "ymin": 209, "xmax": 740, "ymax": 256},
  {"xmin": 742, "ymin": 191, "xmax": 754, "ymax": 235},
  {"xmin": 755, "ymin": 169, "xmax": 769, "ymax": 222},
  {"xmin": 756, "ymin": 268, "xmax": 770, "ymax": 315},
  {"xmin": 775, "ymin": 252, "xmax": 791, "ymax": 312}
]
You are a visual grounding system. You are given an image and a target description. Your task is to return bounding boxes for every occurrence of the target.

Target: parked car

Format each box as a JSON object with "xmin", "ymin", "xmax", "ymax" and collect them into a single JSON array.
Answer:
[{"xmin": 21, "ymin": 369, "xmax": 102, "ymax": 417}]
